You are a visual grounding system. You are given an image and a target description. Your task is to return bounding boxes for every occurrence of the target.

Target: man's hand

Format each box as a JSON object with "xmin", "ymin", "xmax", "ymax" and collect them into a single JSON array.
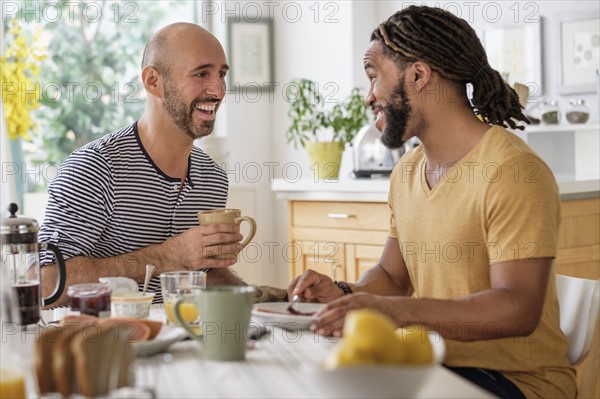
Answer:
[
  {"xmin": 313, "ymin": 293, "xmax": 398, "ymax": 337},
  {"xmin": 165, "ymin": 223, "xmax": 244, "ymax": 270},
  {"xmin": 287, "ymin": 269, "xmax": 345, "ymax": 304}
]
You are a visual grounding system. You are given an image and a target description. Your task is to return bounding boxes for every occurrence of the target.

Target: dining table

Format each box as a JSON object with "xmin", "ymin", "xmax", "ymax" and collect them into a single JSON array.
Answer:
[{"xmin": 23, "ymin": 305, "xmax": 495, "ymax": 398}]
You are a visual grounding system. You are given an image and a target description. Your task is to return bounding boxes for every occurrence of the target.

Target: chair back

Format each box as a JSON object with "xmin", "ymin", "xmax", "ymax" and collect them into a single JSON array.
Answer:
[{"xmin": 555, "ymin": 274, "xmax": 600, "ymax": 365}]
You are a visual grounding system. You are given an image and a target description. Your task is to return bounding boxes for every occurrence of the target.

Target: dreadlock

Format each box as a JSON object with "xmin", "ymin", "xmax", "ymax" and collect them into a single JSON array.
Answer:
[{"xmin": 371, "ymin": 5, "xmax": 529, "ymax": 130}]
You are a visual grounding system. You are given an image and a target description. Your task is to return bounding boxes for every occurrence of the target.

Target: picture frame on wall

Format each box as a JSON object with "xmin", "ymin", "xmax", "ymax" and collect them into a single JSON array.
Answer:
[
  {"xmin": 482, "ymin": 19, "xmax": 544, "ymax": 98},
  {"xmin": 557, "ymin": 10, "xmax": 600, "ymax": 94},
  {"xmin": 227, "ymin": 18, "xmax": 274, "ymax": 91}
]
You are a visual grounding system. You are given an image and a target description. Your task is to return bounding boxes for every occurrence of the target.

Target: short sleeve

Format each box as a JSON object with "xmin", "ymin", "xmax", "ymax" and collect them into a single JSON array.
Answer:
[
  {"xmin": 484, "ymin": 154, "xmax": 561, "ymax": 264},
  {"xmin": 388, "ymin": 164, "xmax": 399, "ymax": 239},
  {"xmin": 39, "ymin": 149, "xmax": 114, "ymax": 265}
]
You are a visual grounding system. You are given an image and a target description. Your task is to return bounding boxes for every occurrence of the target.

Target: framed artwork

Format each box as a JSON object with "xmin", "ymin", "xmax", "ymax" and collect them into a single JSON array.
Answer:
[
  {"xmin": 227, "ymin": 18, "xmax": 274, "ymax": 91},
  {"xmin": 482, "ymin": 19, "xmax": 543, "ymax": 97},
  {"xmin": 557, "ymin": 11, "xmax": 600, "ymax": 94}
]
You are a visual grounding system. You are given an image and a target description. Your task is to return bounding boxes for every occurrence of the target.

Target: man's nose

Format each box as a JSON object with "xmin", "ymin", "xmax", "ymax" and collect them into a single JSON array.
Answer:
[
  {"xmin": 364, "ymin": 91, "xmax": 375, "ymax": 107},
  {"xmin": 203, "ymin": 80, "xmax": 225, "ymax": 98}
]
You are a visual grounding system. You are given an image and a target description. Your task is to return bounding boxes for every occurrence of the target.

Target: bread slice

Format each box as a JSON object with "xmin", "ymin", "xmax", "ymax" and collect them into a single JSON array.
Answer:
[
  {"xmin": 35, "ymin": 325, "xmax": 63, "ymax": 394},
  {"xmin": 51, "ymin": 323, "xmax": 90, "ymax": 397},
  {"xmin": 72, "ymin": 323, "xmax": 135, "ymax": 397}
]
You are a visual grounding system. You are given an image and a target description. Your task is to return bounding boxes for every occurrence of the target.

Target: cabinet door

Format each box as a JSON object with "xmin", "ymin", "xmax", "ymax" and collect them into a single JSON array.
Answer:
[
  {"xmin": 291, "ymin": 241, "xmax": 345, "ymax": 281},
  {"xmin": 345, "ymin": 244, "xmax": 384, "ymax": 282}
]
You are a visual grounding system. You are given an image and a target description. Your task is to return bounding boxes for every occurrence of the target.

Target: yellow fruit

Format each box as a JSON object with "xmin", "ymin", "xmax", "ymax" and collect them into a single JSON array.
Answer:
[
  {"xmin": 343, "ymin": 309, "xmax": 407, "ymax": 364},
  {"xmin": 395, "ymin": 325, "xmax": 434, "ymax": 365},
  {"xmin": 323, "ymin": 342, "xmax": 377, "ymax": 370}
]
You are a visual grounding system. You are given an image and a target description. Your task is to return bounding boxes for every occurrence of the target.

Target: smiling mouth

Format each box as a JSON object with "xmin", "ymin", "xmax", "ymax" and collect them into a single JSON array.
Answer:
[{"xmin": 194, "ymin": 103, "xmax": 218, "ymax": 115}]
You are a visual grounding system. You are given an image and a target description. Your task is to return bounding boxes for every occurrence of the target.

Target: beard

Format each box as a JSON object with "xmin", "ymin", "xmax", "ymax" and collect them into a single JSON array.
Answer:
[
  {"xmin": 380, "ymin": 78, "xmax": 411, "ymax": 150},
  {"xmin": 163, "ymin": 79, "xmax": 215, "ymax": 140}
]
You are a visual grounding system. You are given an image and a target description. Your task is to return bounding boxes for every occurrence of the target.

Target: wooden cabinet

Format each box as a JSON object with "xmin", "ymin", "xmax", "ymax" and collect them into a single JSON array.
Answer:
[
  {"xmin": 287, "ymin": 201, "xmax": 387, "ymax": 282},
  {"xmin": 287, "ymin": 197, "xmax": 600, "ymax": 281},
  {"xmin": 555, "ymin": 198, "xmax": 600, "ymax": 280}
]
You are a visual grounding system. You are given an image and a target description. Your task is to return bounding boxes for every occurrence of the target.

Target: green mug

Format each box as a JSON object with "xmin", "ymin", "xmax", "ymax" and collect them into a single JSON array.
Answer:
[{"xmin": 174, "ymin": 286, "xmax": 256, "ymax": 361}]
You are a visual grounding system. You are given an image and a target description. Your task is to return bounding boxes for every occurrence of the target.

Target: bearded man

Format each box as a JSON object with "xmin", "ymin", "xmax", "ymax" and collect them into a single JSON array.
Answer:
[{"xmin": 40, "ymin": 23, "xmax": 246, "ymax": 305}]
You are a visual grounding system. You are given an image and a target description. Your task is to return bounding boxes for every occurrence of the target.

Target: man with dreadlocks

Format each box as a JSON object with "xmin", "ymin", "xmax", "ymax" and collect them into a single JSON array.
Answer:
[{"xmin": 288, "ymin": 6, "xmax": 576, "ymax": 399}]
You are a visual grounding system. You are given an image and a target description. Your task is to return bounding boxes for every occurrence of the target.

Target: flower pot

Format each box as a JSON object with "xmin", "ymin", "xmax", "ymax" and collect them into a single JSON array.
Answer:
[{"xmin": 305, "ymin": 141, "xmax": 345, "ymax": 180}]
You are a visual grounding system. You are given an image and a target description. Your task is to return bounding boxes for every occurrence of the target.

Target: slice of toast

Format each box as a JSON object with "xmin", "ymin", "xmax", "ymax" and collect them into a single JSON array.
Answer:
[
  {"xmin": 52, "ymin": 322, "xmax": 95, "ymax": 397},
  {"xmin": 35, "ymin": 325, "xmax": 63, "ymax": 394},
  {"xmin": 72, "ymin": 323, "xmax": 135, "ymax": 397}
]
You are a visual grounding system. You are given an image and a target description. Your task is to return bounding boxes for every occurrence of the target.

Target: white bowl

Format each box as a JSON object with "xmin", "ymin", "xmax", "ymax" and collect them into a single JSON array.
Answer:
[
  {"xmin": 306, "ymin": 331, "xmax": 445, "ymax": 398},
  {"xmin": 111, "ymin": 293, "xmax": 155, "ymax": 318}
]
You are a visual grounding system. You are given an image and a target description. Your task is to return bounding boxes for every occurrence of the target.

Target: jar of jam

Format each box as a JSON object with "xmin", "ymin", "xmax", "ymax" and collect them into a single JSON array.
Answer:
[{"xmin": 67, "ymin": 283, "xmax": 112, "ymax": 318}]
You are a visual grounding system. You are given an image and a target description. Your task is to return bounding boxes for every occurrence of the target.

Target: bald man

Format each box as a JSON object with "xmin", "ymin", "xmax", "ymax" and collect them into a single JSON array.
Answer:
[{"xmin": 39, "ymin": 23, "xmax": 246, "ymax": 305}]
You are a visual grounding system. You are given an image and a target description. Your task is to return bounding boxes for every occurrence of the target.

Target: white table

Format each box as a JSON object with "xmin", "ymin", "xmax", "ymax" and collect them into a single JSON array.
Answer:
[
  {"xmin": 30, "ymin": 307, "xmax": 493, "ymax": 398},
  {"xmin": 131, "ymin": 307, "xmax": 494, "ymax": 398}
]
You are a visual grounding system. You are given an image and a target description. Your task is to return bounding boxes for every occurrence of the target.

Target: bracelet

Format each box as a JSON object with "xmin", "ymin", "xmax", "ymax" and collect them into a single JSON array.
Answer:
[
  {"xmin": 199, "ymin": 268, "xmax": 212, "ymax": 273},
  {"xmin": 334, "ymin": 280, "xmax": 353, "ymax": 295}
]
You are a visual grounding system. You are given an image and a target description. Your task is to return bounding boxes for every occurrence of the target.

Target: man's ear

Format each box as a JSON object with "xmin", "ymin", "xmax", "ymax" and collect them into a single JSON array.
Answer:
[
  {"xmin": 141, "ymin": 66, "xmax": 162, "ymax": 98},
  {"xmin": 410, "ymin": 61, "xmax": 432, "ymax": 92}
]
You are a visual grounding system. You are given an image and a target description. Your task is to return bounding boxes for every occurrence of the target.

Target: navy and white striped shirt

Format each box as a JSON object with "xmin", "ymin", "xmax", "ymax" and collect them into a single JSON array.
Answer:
[{"xmin": 39, "ymin": 122, "xmax": 228, "ymax": 301}]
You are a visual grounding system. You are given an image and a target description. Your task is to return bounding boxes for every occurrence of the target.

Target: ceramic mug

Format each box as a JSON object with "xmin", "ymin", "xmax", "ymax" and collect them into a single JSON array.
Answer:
[
  {"xmin": 174, "ymin": 286, "xmax": 255, "ymax": 361},
  {"xmin": 197, "ymin": 209, "xmax": 257, "ymax": 260}
]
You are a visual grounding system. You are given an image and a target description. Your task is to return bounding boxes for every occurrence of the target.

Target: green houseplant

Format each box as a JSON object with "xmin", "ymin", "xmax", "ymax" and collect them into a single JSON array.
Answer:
[{"xmin": 285, "ymin": 79, "xmax": 369, "ymax": 179}]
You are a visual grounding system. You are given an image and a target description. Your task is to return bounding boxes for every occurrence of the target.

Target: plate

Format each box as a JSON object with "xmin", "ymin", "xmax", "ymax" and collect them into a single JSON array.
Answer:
[
  {"xmin": 252, "ymin": 302, "xmax": 326, "ymax": 330},
  {"xmin": 133, "ymin": 325, "xmax": 187, "ymax": 356}
]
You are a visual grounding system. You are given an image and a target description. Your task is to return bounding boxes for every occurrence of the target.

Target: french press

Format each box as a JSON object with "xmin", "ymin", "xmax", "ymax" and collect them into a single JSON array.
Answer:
[{"xmin": 1, "ymin": 203, "xmax": 66, "ymax": 325}]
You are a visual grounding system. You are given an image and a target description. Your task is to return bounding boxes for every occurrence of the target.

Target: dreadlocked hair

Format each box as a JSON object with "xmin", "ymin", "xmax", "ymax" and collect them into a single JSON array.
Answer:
[{"xmin": 371, "ymin": 5, "xmax": 529, "ymax": 130}]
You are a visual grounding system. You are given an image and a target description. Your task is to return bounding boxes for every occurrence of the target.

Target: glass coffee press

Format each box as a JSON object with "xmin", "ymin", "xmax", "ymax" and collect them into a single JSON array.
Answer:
[{"xmin": 1, "ymin": 203, "xmax": 66, "ymax": 325}]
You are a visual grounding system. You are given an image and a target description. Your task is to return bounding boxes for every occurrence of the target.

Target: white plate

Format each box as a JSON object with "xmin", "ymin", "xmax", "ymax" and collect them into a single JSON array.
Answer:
[
  {"xmin": 133, "ymin": 325, "xmax": 187, "ymax": 356},
  {"xmin": 252, "ymin": 302, "xmax": 326, "ymax": 330}
]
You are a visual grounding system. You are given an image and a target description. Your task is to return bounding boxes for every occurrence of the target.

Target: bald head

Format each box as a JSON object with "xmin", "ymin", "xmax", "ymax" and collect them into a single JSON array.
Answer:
[{"xmin": 141, "ymin": 23, "xmax": 219, "ymax": 77}]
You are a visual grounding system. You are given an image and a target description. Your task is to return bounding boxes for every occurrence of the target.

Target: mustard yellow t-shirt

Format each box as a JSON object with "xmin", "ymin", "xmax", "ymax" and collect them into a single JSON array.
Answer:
[{"xmin": 388, "ymin": 126, "xmax": 576, "ymax": 398}]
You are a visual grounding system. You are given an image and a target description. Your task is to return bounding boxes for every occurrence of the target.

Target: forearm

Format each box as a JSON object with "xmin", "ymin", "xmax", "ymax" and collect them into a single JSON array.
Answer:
[
  {"xmin": 41, "ymin": 243, "xmax": 170, "ymax": 306},
  {"xmin": 389, "ymin": 288, "xmax": 541, "ymax": 341},
  {"xmin": 353, "ymin": 264, "xmax": 412, "ymax": 296}
]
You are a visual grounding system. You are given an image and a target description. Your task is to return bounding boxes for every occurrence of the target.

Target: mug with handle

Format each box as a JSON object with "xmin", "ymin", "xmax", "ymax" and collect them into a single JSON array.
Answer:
[
  {"xmin": 197, "ymin": 209, "xmax": 257, "ymax": 260},
  {"xmin": 174, "ymin": 286, "xmax": 256, "ymax": 361}
]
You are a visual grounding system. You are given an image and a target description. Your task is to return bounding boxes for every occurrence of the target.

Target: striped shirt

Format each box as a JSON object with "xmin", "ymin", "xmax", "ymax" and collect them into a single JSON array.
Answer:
[{"xmin": 39, "ymin": 122, "xmax": 228, "ymax": 302}]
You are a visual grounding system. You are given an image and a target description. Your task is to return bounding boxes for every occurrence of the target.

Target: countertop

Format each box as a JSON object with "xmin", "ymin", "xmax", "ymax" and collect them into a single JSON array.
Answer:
[{"xmin": 272, "ymin": 178, "xmax": 600, "ymax": 202}]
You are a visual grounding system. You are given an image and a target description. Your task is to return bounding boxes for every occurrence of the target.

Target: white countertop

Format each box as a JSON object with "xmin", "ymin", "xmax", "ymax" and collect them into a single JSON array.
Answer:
[{"xmin": 272, "ymin": 178, "xmax": 600, "ymax": 202}]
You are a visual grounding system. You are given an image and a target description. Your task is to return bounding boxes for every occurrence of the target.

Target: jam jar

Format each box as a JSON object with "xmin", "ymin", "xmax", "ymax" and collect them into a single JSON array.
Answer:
[
  {"xmin": 67, "ymin": 283, "xmax": 112, "ymax": 318},
  {"xmin": 540, "ymin": 100, "xmax": 561, "ymax": 125},
  {"xmin": 566, "ymin": 99, "xmax": 590, "ymax": 124}
]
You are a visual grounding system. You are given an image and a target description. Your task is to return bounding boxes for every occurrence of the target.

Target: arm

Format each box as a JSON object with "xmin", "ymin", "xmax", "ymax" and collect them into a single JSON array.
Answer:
[
  {"xmin": 315, "ymin": 257, "xmax": 552, "ymax": 340},
  {"xmin": 42, "ymin": 223, "xmax": 244, "ymax": 306},
  {"xmin": 287, "ymin": 237, "xmax": 413, "ymax": 302}
]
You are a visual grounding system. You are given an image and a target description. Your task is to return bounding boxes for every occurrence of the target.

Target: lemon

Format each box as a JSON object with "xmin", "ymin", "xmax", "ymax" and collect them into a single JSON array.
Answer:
[
  {"xmin": 343, "ymin": 309, "xmax": 407, "ymax": 364},
  {"xmin": 323, "ymin": 342, "xmax": 377, "ymax": 370},
  {"xmin": 395, "ymin": 325, "xmax": 434, "ymax": 365}
]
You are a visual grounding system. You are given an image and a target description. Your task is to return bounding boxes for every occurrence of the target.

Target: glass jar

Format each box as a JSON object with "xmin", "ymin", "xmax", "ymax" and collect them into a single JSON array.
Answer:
[
  {"xmin": 67, "ymin": 283, "xmax": 112, "ymax": 318},
  {"xmin": 540, "ymin": 100, "xmax": 561, "ymax": 125},
  {"xmin": 566, "ymin": 99, "xmax": 590, "ymax": 124},
  {"xmin": 523, "ymin": 101, "xmax": 542, "ymax": 125}
]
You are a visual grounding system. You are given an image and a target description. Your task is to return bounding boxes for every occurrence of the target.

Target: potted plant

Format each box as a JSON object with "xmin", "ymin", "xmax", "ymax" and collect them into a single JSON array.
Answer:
[{"xmin": 285, "ymin": 79, "xmax": 369, "ymax": 180}]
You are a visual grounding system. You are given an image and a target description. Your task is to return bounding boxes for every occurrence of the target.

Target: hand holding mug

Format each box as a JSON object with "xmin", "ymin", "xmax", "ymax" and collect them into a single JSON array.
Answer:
[{"xmin": 197, "ymin": 209, "xmax": 257, "ymax": 260}]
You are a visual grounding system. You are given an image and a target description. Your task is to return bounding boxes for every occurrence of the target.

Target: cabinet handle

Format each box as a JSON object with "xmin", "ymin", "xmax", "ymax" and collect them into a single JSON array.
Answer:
[
  {"xmin": 327, "ymin": 213, "xmax": 356, "ymax": 219},
  {"xmin": 331, "ymin": 264, "xmax": 341, "ymax": 281}
]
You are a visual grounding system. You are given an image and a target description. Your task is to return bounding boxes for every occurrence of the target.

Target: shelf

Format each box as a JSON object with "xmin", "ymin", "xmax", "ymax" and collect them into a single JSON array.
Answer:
[{"xmin": 524, "ymin": 124, "xmax": 600, "ymax": 134}]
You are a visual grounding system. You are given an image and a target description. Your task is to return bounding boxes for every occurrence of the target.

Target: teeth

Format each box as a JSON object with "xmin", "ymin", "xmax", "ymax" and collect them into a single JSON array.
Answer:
[{"xmin": 195, "ymin": 103, "xmax": 216, "ymax": 112}]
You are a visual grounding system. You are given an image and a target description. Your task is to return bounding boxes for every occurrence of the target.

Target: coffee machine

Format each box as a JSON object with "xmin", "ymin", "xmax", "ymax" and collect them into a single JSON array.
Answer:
[{"xmin": 352, "ymin": 125, "xmax": 418, "ymax": 178}]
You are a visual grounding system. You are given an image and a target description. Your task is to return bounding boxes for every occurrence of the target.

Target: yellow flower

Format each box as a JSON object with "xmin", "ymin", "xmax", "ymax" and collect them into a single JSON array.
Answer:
[{"xmin": 1, "ymin": 18, "xmax": 47, "ymax": 141}]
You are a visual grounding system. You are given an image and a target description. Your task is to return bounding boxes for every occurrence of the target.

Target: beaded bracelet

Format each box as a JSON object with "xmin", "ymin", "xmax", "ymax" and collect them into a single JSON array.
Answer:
[{"xmin": 334, "ymin": 280, "xmax": 353, "ymax": 295}]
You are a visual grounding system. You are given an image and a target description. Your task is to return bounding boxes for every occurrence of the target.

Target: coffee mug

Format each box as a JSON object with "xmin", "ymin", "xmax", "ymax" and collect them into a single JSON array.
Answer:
[
  {"xmin": 197, "ymin": 209, "xmax": 257, "ymax": 260},
  {"xmin": 174, "ymin": 286, "xmax": 256, "ymax": 361}
]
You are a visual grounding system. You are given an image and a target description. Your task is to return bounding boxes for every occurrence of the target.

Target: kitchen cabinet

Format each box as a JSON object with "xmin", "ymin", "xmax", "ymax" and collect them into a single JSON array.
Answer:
[
  {"xmin": 286, "ymin": 197, "xmax": 600, "ymax": 281},
  {"xmin": 555, "ymin": 197, "xmax": 600, "ymax": 280},
  {"xmin": 287, "ymin": 201, "xmax": 388, "ymax": 281}
]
